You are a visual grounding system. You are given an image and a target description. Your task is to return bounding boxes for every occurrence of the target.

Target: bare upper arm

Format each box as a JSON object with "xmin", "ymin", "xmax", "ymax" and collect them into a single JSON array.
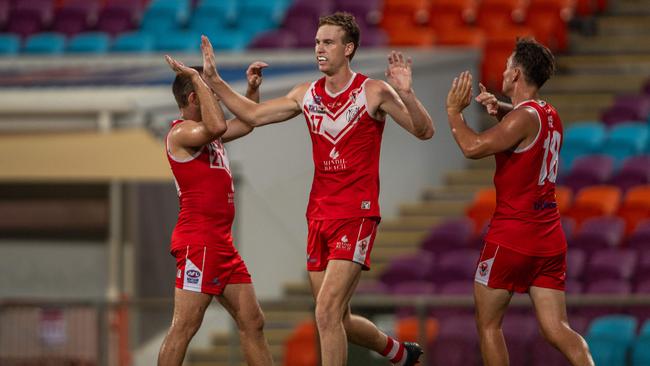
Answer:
[
  {"xmin": 470, "ymin": 107, "xmax": 539, "ymax": 158},
  {"xmin": 251, "ymin": 82, "xmax": 310, "ymax": 126},
  {"xmin": 168, "ymin": 120, "xmax": 217, "ymax": 159}
]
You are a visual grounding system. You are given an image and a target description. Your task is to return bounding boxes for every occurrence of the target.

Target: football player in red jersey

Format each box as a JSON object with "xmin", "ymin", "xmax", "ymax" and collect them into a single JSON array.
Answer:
[
  {"xmin": 446, "ymin": 38, "xmax": 594, "ymax": 366},
  {"xmin": 180, "ymin": 12, "xmax": 434, "ymax": 366},
  {"xmin": 158, "ymin": 55, "xmax": 274, "ymax": 366}
]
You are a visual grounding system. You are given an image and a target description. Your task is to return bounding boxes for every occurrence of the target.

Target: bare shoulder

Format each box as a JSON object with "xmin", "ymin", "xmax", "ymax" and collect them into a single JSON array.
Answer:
[
  {"xmin": 500, "ymin": 106, "xmax": 539, "ymax": 133},
  {"xmin": 169, "ymin": 119, "xmax": 201, "ymax": 138},
  {"xmin": 364, "ymin": 78, "xmax": 392, "ymax": 96},
  {"xmin": 288, "ymin": 81, "xmax": 312, "ymax": 100}
]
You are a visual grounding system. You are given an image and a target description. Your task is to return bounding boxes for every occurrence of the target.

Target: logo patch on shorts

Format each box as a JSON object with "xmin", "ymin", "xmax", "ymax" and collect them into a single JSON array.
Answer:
[
  {"xmin": 479, "ymin": 261, "xmax": 489, "ymax": 277},
  {"xmin": 183, "ymin": 258, "xmax": 203, "ymax": 290},
  {"xmin": 361, "ymin": 201, "xmax": 371, "ymax": 210},
  {"xmin": 475, "ymin": 257, "xmax": 495, "ymax": 286}
]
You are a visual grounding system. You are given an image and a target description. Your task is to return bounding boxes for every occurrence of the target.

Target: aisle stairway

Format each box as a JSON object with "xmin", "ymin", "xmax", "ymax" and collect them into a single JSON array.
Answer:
[{"xmin": 186, "ymin": 1, "xmax": 650, "ymax": 364}]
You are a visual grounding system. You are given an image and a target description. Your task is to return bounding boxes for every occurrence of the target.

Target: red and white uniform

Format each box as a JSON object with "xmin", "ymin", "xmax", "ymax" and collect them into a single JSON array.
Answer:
[
  {"xmin": 166, "ymin": 119, "xmax": 250, "ymax": 295},
  {"xmin": 476, "ymin": 100, "xmax": 567, "ymax": 292},
  {"xmin": 301, "ymin": 73, "xmax": 384, "ymax": 270}
]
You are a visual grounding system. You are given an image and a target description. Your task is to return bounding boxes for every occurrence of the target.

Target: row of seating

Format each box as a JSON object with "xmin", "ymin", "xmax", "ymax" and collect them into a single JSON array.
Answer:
[{"xmin": 467, "ymin": 185, "xmax": 650, "ymax": 234}]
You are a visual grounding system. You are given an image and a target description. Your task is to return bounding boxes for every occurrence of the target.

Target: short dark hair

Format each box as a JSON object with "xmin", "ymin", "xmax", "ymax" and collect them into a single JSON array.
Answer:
[
  {"xmin": 172, "ymin": 66, "xmax": 203, "ymax": 108},
  {"xmin": 511, "ymin": 38, "xmax": 555, "ymax": 89},
  {"xmin": 318, "ymin": 12, "xmax": 361, "ymax": 61}
]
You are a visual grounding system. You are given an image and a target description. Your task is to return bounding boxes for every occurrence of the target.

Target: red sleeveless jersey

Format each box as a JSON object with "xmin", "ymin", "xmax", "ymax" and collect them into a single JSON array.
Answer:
[
  {"xmin": 484, "ymin": 100, "xmax": 567, "ymax": 256},
  {"xmin": 301, "ymin": 73, "xmax": 385, "ymax": 220},
  {"xmin": 166, "ymin": 120, "xmax": 235, "ymax": 249}
]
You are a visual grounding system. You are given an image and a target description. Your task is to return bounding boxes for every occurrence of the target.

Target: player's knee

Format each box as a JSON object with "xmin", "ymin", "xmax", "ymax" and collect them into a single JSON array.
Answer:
[
  {"xmin": 236, "ymin": 308, "xmax": 266, "ymax": 335},
  {"xmin": 169, "ymin": 316, "xmax": 202, "ymax": 340},
  {"xmin": 539, "ymin": 320, "xmax": 569, "ymax": 346},
  {"xmin": 315, "ymin": 299, "xmax": 343, "ymax": 331}
]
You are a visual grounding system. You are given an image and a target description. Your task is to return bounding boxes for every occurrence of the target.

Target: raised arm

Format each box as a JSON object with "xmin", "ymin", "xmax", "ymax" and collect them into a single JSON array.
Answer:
[
  {"xmin": 165, "ymin": 55, "xmax": 228, "ymax": 148},
  {"xmin": 222, "ymin": 61, "xmax": 267, "ymax": 142},
  {"xmin": 372, "ymin": 51, "xmax": 434, "ymax": 140},
  {"xmin": 446, "ymin": 71, "xmax": 536, "ymax": 159},
  {"xmin": 475, "ymin": 82, "xmax": 513, "ymax": 122},
  {"xmin": 200, "ymin": 36, "xmax": 304, "ymax": 127}
]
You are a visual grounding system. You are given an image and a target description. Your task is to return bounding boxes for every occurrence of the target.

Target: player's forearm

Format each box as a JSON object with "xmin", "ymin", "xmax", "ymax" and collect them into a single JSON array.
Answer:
[
  {"xmin": 398, "ymin": 89, "xmax": 435, "ymax": 140},
  {"xmin": 193, "ymin": 75, "xmax": 227, "ymax": 136},
  {"xmin": 245, "ymin": 85, "xmax": 260, "ymax": 103},
  {"xmin": 205, "ymin": 76, "xmax": 259, "ymax": 125},
  {"xmin": 496, "ymin": 101, "xmax": 513, "ymax": 121},
  {"xmin": 447, "ymin": 111, "xmax": 485, "ymax": 159}
]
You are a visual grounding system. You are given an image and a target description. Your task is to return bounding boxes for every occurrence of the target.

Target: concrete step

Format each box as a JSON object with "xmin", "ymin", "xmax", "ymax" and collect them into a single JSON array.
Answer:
[
  {"xmin": 399, "ymin": 200, "xmax": 469, "ymax": 216},
  {"xmin": 422, "ymin": 185, "xmax": 487, "ymax": 201},
  {"xmin": 466, "ymin": 159, "xmax": 495, "ymax": 170},
  {"xmin": 445, "ymin": 169, "xmax": 494, "ymax": 186},
  {"xmin": 556, "ymin": 54, "xmax": 650, "ymax": 74},
  {"xmin": 609, "ymin": 0, "xmax": 650, "ymax": 15},
  {"xmin": 596, "ymin": 15, "xmax": 650, "ymax": 35},
  {"xmin": 374, "ymin": 230, "xmax": 428, "ymax": 246},
  {"xmin": 570, "ymin": 34, "xmax": 650, "ymax": 54},
  {"xmin": 380, "ymin": 216, "xmax": 447, "ymax": 230},
  {"xmin": 544, "ymin": 73, "xmax": 646, "ymax": 94},
  {"xmin": 372, "ymin": 245, "xmax": 422, "ymax": 262}
]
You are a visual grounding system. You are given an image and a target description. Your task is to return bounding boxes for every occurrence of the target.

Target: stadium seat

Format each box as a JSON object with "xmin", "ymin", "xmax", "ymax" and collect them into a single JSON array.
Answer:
[
  {"xmin": 96, "ymin": 0, "xmax": 142, "ymax": 36},
  {"xmin": 502, "ymin": 314, "xmax": 538, "ymax": 365},
  {"xmin": 51, "ymin": 0, "xmax": 100, "ymax": 37},
  {"xmin": 431, "ymin": 249, "xmax": 480, "ymax": 286},
  {"xmin": 562, "ymin": 216, "xmax": 577, "ymax": 241},
  {"xmin": 530, "ymin": 316, "xmax": 590, "ymax": 366},
  {"xmin": 466, "ymin": 187, "xmax": 496, "ymax": 233},
  {"xmin": 429, "ymin": 315, "xmax": 481, "ymax": 366},
  {"xmin": 601, "ymin": 122, "xmax": 649, "ymax": 166},
  {"xmin": 284, "ymin": 320, "xmax": 318, "ymax": 366},
  {"xmin": 395, "ymin": 316, "xmax": 439, "ymax": 345},
  {"xmin": 561, "ymin": 155, "xmax": 614, "ymax": 193},
  {"xmin": 238, "ymin": 0, "xmax": 288, "ymax": 35},
  {"xmin": 154, "ymin": 32, "xmax": 201, "ymax": 52},
  {"xmin": 566, "ymin": 248, "xmax": 586, "ymax": 281},
  {"xmin": 438, "ymin": 280, "xmax": 474, "ymax": 295},
  {"xmin": 524, "ymin": 0, "xmax": 572, "ymax": 52},
  {"xmin": 555, "ymin": 185, "xmax": 573, "ymax": 214},
  {"xmin": 584, "ymin": 248, "xmax": 637, "ymax": 282},
  {"xmin": 610, "ymin": 155, "xmax": 650, "ymax": 193},
  {"xmin": 140, "ymin": 8, "xmax": 183, "ymax": 36},
  {"xmin": 632, "ymin": 337, "xmax": 650, "ymax": 366},
  {"xmin": 387, "ymin": 27, "xmax": 435, "ymax": 47},
  {"xmin": 476, "ymin": 0, "xmax": 527, "ymax": 30},
  {"xmin": 111, "ymin": 31, "xmax": 155, "ymax": 53},
  {"xmin": 0, "ymin": 34, "xmax": 20, "ymax": 55},
  {"xmin": 188, "ymin": 0, "xmax": 236, "ymax": 37},
  {"xmin": 421, "ymin": 217, "xmax": 474, "ymax": 253},
  {"xmin": 205, "ymin": 29, "xmax": 250, "ymax": 51},
  {"xmin": 602, "ymin": 95, "xmax": 650, "ymax": 126},
  {"xmin": 0, "ymin": 0, "xmax": 10, "ymax": 30},
  {"xmin": 429, "ymin": 0, "xmax": 477, "ymax": 30},
  {"xmin": 617, "ymin": 185, "xmax": 650, "ymax": 234},
  {"xmin": 585, "ymin": 315, "xmax": 638, "ymax": 366},
  {"xmin": 561, "ymin": 121, "xmax": 606, "ymax": 172},
  {"xmin": 359, "ymin": 27, "xmax": 388, "ymax": 47},
  {"xmin": 334, "ymin": 0, "xmax": 383, "ymax": 28},
  {"xmin": 7, "ymin": 0, "xmax": 54, "ymax": 38},
  {"xmin": 355, "ymin": 280, "xmax": 390, "ymax": 294},
  {"xmin": 391, "ymin": 280, "xmax": 437, "ymax": 295},
  {"xmin": 66, "ymin": 32, "xmax": 110, "ymax": 54},
  {"xmin": 635, "ymin": 250, "xmax": 650, "ymax": 287},
  {"xmin": 566, "ymin": 185, "xmax": 622, "ymax": 227},
  {"xmin": 379, "ymin": 251, "xmax": 435, "ymax": 288},
  {"xmin": 381, "ymin": 0, "xmax": 432, "ymax": 46},
  {"xmin": 433, "ymin": 27, "xmax": 485, "ymax": 47},
  {"xmin": 146, "ymin": 0, "xmax": 190, "ymax": 24},
  {"xmin": 570, "ymin": 216, "xmax": 625, "ymax": 252},
  {"xmin": 248, "ymin": 29, "xmax": 298, "ymax": 49},
  {"xmin": 480, "ymin": 26, "xmax": 535, "ymax": 91},
  {"xmin": 281, "ymin": 2, "xmax": 332, "ymax": 48},
  {"xmin": 23, "ymin": 32, "xmax": 66, "ymax": 54},
  {"xmin": 627, "ymin": 219, "xmax": 650, "ymax": 249}
]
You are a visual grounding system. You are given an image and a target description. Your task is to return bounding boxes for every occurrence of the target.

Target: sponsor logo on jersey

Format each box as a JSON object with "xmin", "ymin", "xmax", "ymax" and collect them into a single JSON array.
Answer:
[
  {"xmin": 329, "ymin": 147, "xmax": 340, "ymax": 159},
  {"xmin": 336, "ymin": 235, "xmax": 351, "ymax": 251},
  {"xmin": 308, "ymin": 104, "xmax": 326, "ymax": 114},
  {"xmin": 361, "ymin": 201, "xmax": 371, "ymax": 210},
  {"xmin": 346, "ymin": 106, "xmax": 361, "ymax": 123},
  {"xmin": 533, "ymin": 200, "xmax": 557, "ymax": 210}
]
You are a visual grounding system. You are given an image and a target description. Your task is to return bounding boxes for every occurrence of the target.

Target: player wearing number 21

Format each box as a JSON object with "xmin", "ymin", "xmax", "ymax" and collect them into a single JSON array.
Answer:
[{"xmin": 446, "ymin": 38, "xmax": 594, "ymax": 366}]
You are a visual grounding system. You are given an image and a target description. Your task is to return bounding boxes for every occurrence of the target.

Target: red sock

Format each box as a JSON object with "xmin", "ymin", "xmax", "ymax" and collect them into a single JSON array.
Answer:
[{"xmin": 380, "ymin": 337, "xmax": 406, "ymax": 365}]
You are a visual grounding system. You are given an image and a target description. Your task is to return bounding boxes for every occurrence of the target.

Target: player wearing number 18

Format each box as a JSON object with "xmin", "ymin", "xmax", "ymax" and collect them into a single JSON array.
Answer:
[{"xmin": 446, "ymin": 38, "xmax": 594, "ymax": 366}]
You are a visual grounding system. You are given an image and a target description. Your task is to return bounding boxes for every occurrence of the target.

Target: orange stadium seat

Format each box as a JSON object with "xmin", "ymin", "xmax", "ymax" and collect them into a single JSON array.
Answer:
[
  {"xmin": 476, "ymin": 0, "xmax": 529, "ymax": 30},
  {"xmin": 429, "ymin": 0, "xmax": 478, "ymax": 31},
  {"xmin": 396, "ymin": 316, "xmax": 440, "ymax": 345},
  {"xmin": 388, "ymin": 27, "xmax": 436, "ymax": 46},
  {"xmin": 556, "ymin": 185, "xmax": 573, "ymax": 214},
  {"xmin": 380, "ymin": 0, "xmax": 430, "ymax": 32},
  {"xmin": 566, "ymin": 185, "xmax": 622, "ymax": 227},
  {"xmin": 525, "ymin": 0, "xmax": 574, "ymax": 52},
  {"xmin": 480, "ymin": 26, "xmax": 535, "ymax": 91},
  {"xmin": 284, "ymin": 320, "xmax": 318, "ymax": 366},
  {"xmin": 434, "ymin": 26, "xmax": 485, "ymax": 47},
  {"xmin": 617, "ymin": 185, "xmax": 650, "ymax": 235},
  {"xmin": 466, "ymin": 188, "xmax": 497, "ymax": 233}
]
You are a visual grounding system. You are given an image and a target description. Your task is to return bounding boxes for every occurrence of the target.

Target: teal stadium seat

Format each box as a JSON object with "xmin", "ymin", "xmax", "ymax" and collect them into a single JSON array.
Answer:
[
  {"xmin": 141, "ymin": 0, "xmax": 189, "ymax": 37},
  {"xmin": 632, "ymin": 319, "xmax": 650, "ymax": 366},
  {"xmin": 0, "ymin": 33, "xmax": 20, "ymax": 55},
  {"xmin": 188, "ymin": 0, "xmax": 236, "ymax": 38},
  {"xmin": 111, "ymin": 32, "xmax": 155, "ymax": 53},
  {"xmin": 561, "ymin": 121, "xmax": 606, "ymax": 173},
  {"xmin": 146, "ymin": 0, "xmax": 190, "ymax": 24},
  {"xmin": 585, "ymin": 314, "xmax": 638, "ymax": 366},
  {"xmin": 66, "ymin": 32, "xmax": 110, "ymax": 54},
  {"xmin": 207, "ymin": 29, "xmax": 249, "ymax": 51},
  {"xmin": 24, "ymin": 32, "xmax": 66, "ymax": 54},
  {"xmin": 154, "ymin": 31, "xmax": 200, "ymax": 52},
  {"xmin": 601, "ymin": 122, "xmax": 649, "ymax": 166},
  {"xmin": 237, "ymin": 0, "xmax": 290, "ymax": 36}
]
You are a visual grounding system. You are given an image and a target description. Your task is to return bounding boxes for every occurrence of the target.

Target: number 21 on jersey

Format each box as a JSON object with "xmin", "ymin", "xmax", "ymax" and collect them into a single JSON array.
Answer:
[{"xmin": 538, "ymin": 130, "xmax": 561, "ymax": 185}]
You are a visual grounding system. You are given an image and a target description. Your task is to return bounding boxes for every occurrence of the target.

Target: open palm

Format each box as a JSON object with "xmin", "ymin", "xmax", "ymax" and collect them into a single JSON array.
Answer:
[{"xmin": 385, "ymin": 51, "xmax": 412, "ymax": 93}]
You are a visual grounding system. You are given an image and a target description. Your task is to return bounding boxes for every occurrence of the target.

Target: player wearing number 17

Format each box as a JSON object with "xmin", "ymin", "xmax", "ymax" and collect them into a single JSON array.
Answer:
[{"xmin": 446, "ymin": 38, "xmax": 594, "ymax": 366}]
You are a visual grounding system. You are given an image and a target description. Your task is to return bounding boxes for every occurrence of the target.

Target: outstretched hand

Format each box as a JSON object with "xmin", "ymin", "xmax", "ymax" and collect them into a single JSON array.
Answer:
[
  {"xmin": 446, "ymin": 71, "xmax": 473, "ymax": 114},
  {"xmin": 246, "ymin": 61, "xmax": 268, "ymax": 90},
  {"xmin": 165, "ymin": 55, "xmax": 200, "ymax": 78},
  {"xmin": 201, "ymin": 35, "xmax": 220, "ymax": 80},
  {"xmin": 385, "ymin": 51, "xmax": 413, "ymax": 93},
  {"xmin": 475, "ymin": 83, "xmax": 499, "ymax": 116}
]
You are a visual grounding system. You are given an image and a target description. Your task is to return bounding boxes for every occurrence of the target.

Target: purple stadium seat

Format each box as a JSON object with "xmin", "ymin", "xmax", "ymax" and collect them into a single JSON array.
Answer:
[
  {"xmin": 391, "ymin": 280, "xmax": 436, "ymax": 295},
  {"xmin": 431, "ymin": 249, "xmax": 479, "ymax": 285},
  {"xmin": 627, "ymin": 219, "xmax": 650, "ymax": 249},
  {"xmin": 248, "ymin": 29, "xmax": 298, "ymax": 49},
  {"xmin": 422, "ymin": 217, "xmax": 474, "ymax": 253},
  {"xmin": 281, "ymin": 2, "xmax": 333, "ymax": 48},
  {"xmin": 379, "ymin": 251, "xmax": 435, "ymax": 287},
  {"xmin": 566, "ymin": 249, "xmax": 587, "ymax": 280},
  {"xmin": 335, "ymin": 0, "xmax": 383, "ymax": 28},
  {"xmin": 7, "ymin": 0, "xmax": 55, "ymax": 39},
  {"xmin": 635, "ymin": 250, "xmax": 650, "ymax": 285},
  {"xmin": 359, "ymin": 27, "xmax": 388, "ymax": 47},
  {"xmin": 584, "ymin": 249, "xmax": 637, "ymax": 282},
  {"xmin": 570, "ymin": 216, "xmax": 625, "ymax": 252},
  {"xmin": 582, "ymin": 279, "xmax": 632, "ymax": 319},
  {"xmin": 503, "ymin": 314, "xmax": 538, "ymax": 365},
  {"xmin": 52, "ymin": 1, "xmax": 101, "ymax": 37},
  {"xmin": 562, "ymin": 216, "xmax": 577, "ymax": 242},
  {"xmin": 601, "ymin": 95, "xmax": 650, "ymax": 126},
  {"xmin": 0, "ymin": 0, "xmax": 10, "ymax": 28},
  {"xmin": 565, "ymin": 279, "xmax": 584, "ymax": 294},
  {"xmin": 636, "ymin": 278, "xmax": 650, "ymax": 294},
  {"xmin": 643, "ymin": 78, "xmax": 650, "ymax": 95},
  {"xmin": 562, "ymin": 155, "xmax": 614, "ymax": 193},
  {"xmin": 96, "ymin": 0, "xmax": 143, "ymax": 36},
  {"xmin": 610, "ymin": 155, "xmax": 650, "ymax": 193},
  {"xmin": 438, "ymin": 280, "xmax": 474, "ymax": 295},
  {"xmin": 429, "ymin": 315, "xmax": 480, "ymax": 366}
]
